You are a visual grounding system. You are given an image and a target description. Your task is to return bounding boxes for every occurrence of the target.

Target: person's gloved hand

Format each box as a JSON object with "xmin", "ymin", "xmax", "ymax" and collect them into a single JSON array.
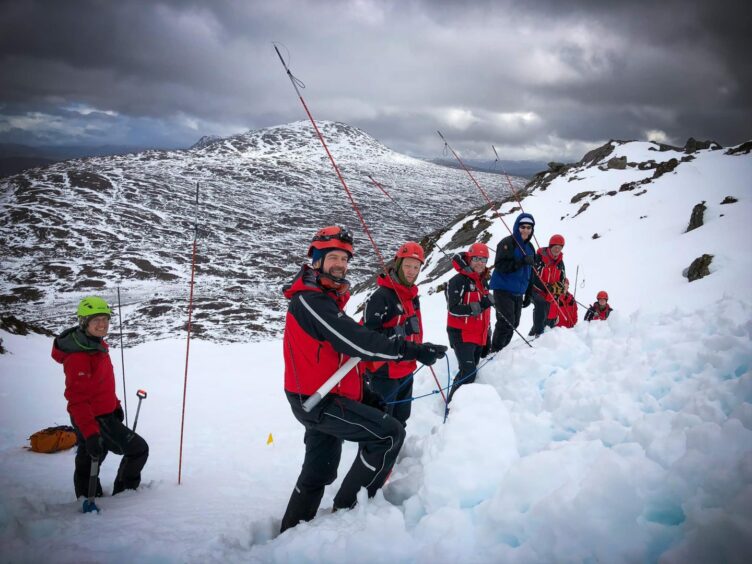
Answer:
[
  {"xmin": 522, "ymin": 255, "xmax": 535, "ymax": 266},
  {"xmin": 469, "ymin": 302, "xmax": 482, "ymax": 316},
  {"xmin": 522, "ymin": 294, "xmax": 532, "ymax": 308},
  {"xmin": 85, "ymin": 434, "xmax": 103, "ymax": 459},
  {"xmin": 480, "ymin": 335, "xmax": 491, "ymax": 358},
  {"xmin": 113, "ymin": 404, "xmax": 125, "ymax": 422},
  {"xmin": 362, "ymin": 387, "xmax": 387, "ymax": 412},
  {"xmin": 403, "ymin": 342, "xmax": 448, "ymax": 366},
  {"xmin": 480, "ymin": 295, "xmax": 493, "ymax": 310}
]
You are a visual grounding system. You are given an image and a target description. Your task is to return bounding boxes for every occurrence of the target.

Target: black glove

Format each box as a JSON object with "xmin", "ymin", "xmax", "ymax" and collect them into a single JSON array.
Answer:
[
  {"xmin": 402, "ymin": 341, "xmax": 448, "ymax": 366},
  {"xmin": 362, "ymin": 387, "xmax": 387, "ymax": 412},
  {"xmin": 405, "ymin": 315, "xmax": 420, "ymax": 336},
  {"xmin": 522, "ymin": 294, "xmax": 532, "ymax": 308},
  {"xmin": 85, "ymin": 434, "xmax": 103, "ymax": 459},
  {"xmin": 522, "ymin": 255, "xmax": 535, "ymax": 266},
  {"xmin": 469, "ymin": 302, "xmax": 482, "ymax": 316},
  {"xmin": 113, "ymin": 404, "xmax": 125, "ymax": 422},
  {"xmin": 480, "ymin": 296, "xmax": 493, "ymax": 310},
  {"xmin": 480, "ymin": 335, "xmax": 491, "ymax": 358}
]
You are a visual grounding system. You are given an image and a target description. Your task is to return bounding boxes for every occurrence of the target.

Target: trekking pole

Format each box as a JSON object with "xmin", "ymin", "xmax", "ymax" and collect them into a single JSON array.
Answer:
[
  {"xmin": 132, "ymin": 389, "xmax": 148, "ymax": 433},
  {"xmin": 495, "ymin": 304, "xmax": 534, "ymax": 349},
  {"xmin": 573, "ymin": 266, "xmax": 580, "ymax": 300},
  {"xmin": 438, "ymin": 131, "xmax": 571, "ymax": 327},
  {"xmin": 82, "ymin": 458, "xmax": 100, "ymax": 513},
  {"xmin": 491, "ymin": 145, "xmax": 540, "ymax": 248},
  {"xmin": 117, "ymin": 287, "xmax": 128, "ymax": 426},
  {"xmin": 179, "ymin": 181, "xmax": 200, "ymax": 485},
  {"xmin": 303, "ymin": 357, "xmax": 361, "ymax": 412}
]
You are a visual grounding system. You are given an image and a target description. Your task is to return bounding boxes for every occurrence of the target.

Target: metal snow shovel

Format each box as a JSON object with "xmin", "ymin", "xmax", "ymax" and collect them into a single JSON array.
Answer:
[
  {"xmin": 302, "ymin": 357, "xmax": 361, "ymax": 412},
  {"xmin": 82, "ymin": 457, "xmax": 100, "ymax": 513},
  {"xmin": 132, "ymin": 389, "xmax": 147, "ymax": 432}
]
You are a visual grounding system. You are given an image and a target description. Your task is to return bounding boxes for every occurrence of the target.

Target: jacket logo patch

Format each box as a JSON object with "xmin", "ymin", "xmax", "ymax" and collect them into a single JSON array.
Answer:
[{"xmin": 78, "ymin": 371, "xmax": 87, "ymax": 377}]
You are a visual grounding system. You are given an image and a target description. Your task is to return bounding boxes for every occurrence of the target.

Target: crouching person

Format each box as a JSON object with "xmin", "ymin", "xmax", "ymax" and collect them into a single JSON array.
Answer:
[
  {"xmin": 280, "ymin": 226, "xmax": 447, "ymax": 533},
  {"xmin": 51, "ymin": 296, "xmax": 148, "ymax": 498}
]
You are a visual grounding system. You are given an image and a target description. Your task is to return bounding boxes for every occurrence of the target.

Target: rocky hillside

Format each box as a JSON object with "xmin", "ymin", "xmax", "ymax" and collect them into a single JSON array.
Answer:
[{"xmin": 0, "ymin": 121, "xmax": 525, "ymax": 344}]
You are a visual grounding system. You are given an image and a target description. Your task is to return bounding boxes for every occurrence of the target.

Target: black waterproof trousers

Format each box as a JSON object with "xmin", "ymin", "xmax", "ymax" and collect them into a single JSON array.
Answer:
[
  {"xmin": 447, "ymin": 341, "xmax": 482, "ymax": 403},
  {"xmin": 491, "ymin": 290, "xmax": 523, "ymax": 352},
  {"xmin": 280, "ymin": 391, "xmax": 406, "ymax": 533},
  {"xmin": 530, "ymin": 291, "xmax": 551, "ymax": 336},
  {"xmin": 72, "ymin": 412, "xmax": 149, "ymax": 498},
  {"xmin": 367, "ymin": 373, "xmax": 414, "ymax": 428}
]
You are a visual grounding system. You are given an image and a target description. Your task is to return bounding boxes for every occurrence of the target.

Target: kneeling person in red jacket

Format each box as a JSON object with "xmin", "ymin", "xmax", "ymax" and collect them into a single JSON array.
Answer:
[
  {"xmin": 280, "ymin": 226, "xmax": 447, "ymax": 532},
  {"xmin": 445, "ymin": 243, "xmax": 494, "ymax": 403},
  {"xmin": 51, "ymin": 297, "xmax": 148, "ymax": 498},
  {"xmin": 363, "ymin": 242, "xmax": 425, "ymax": 428},
  {"xmin": 585, "ymin": 290, "xmax": 613, "ymax": 321}
]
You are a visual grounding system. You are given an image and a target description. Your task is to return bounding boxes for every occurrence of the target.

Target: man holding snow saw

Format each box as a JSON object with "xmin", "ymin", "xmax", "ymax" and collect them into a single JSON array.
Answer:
[
  {"xmin": 280, "ymin": 226, "xmax": 447, "ymax": 532},
  {"xmin": 51, "ymin": 296, "xmax": 148, "ymax": 500}
]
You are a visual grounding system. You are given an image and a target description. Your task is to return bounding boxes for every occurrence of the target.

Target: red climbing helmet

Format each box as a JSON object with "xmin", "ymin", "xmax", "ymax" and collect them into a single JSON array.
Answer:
[
  {"xmin": 549, "ymin": 234, "xmax": 565, "ymax": 247},
  {"xmin": 467, "ymin": 243, "xmax": 490, "ymax": 259},
  {"xmin": 307, "ymin": 226, "xmax": 354, "ymax": 258},
  {"xmin": 395, "ymin": 241, "xmax": 425, "ymax": 264},
  {"xmin": 597, "ymin": 290, "xmax": 609, "ymax": 300}
]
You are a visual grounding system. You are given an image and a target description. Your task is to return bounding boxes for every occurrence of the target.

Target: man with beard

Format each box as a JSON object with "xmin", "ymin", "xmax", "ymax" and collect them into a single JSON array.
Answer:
[{"xmin": 280, "ymin": 226, "xmax": 447, "ymax": 532}]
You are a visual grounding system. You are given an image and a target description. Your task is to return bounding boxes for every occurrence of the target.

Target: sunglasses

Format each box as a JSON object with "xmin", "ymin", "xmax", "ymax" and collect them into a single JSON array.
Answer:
[{"xmin": 471, "ymin": 256, "xmax": 488, "ymax": 263}]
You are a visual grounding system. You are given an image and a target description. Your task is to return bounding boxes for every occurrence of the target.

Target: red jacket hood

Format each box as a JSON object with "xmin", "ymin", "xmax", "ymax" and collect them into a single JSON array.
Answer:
[{"xmin": 451, "ymin": 253, "xmax": 489, "ymax": 287}]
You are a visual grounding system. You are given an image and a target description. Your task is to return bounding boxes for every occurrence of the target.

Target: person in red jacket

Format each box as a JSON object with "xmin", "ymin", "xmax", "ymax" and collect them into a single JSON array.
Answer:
[
  {"xmin": 585, "ymin": 290, "xmax": 613, "ymax": 321},
  {"xmin": 51, "ymin": 296, "xmax": 148, "ymax": 498},
  {"xmin": 363, "ymin": 242, "xmax": 425, "ymax": 428},
  {"xmin": 280, "ymin": 226, "xmax": 447, "ymax": 532},
  {"xmin": 548, "ymin": 278, "xmax": 578, "ymax": 328},
  {"xmin": 445, "ymin": 243, "xmax": 493, "ymax": 403},
  {"xmin": 529, "ymin": 234, "xmax": 567, "ymax": 337}
]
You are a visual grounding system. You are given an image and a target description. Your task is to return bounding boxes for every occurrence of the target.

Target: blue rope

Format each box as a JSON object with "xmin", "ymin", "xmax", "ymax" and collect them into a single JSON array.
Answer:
[{"xmin": 388, "ymin": 350, "xmax": 499, "ymax": 406}]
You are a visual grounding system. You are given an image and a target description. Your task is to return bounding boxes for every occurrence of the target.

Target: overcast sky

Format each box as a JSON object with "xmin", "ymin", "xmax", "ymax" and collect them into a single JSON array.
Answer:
[{"xmin": 1, "ymin": 0, "xmax": 749, "ymax": 161}]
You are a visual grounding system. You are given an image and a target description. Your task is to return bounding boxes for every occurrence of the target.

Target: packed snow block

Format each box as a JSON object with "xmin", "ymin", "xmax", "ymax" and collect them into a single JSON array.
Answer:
[
  {"xmin": 685, "ymin": 254, "xmax": 713, "ymax": 282},
  {"xmin": 685, "ymin": 201, "xmax": 707, "ymax": 232},
  {"xmin": 419, "ymin": 385, "xmax": 518, "ymax": 512}
]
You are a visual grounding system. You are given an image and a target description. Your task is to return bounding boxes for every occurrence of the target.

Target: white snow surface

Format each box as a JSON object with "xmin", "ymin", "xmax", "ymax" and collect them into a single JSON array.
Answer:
[{"xmin": 1, "ymin": 141, "xmax": 751, "ymax": 563}]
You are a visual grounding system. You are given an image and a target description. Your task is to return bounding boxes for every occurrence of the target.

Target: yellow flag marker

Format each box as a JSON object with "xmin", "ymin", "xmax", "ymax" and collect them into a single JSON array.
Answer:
[{"xmin": 267, "ymin": 433, "xmax": 274, "ymax": 445}]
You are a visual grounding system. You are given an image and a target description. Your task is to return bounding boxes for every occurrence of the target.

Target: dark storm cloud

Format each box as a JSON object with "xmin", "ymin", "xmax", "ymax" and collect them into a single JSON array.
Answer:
[{"xmin": 0, "ymin": 0, "xmax": 748, "ymax": 160}]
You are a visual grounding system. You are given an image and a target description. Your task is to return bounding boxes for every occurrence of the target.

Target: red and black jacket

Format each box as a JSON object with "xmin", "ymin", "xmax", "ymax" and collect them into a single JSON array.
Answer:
[
  {"xmin": 533, "ymin": 247, "xmax": 565, "ymax": 298},
  {"xmin": 585, "ymin": 303, "xmax": 613, "ymax": 321},
  {"xmin": 549, "ymin": 292, "xmax": 578, "ymax": 328},
  {"xmin": 283, "ymin": 265, "xmax": 407, "ymax": 401},
  {"xmin": 362, "ymin": 270, "xmax": 423, "ymax": 379},
  {"xmin": 445, "ymin": 253, "xmax": 492, "ymax": 346},
  {"xmin": 51, "ymin": 327, "xmax": 121, "ymax": 439}
]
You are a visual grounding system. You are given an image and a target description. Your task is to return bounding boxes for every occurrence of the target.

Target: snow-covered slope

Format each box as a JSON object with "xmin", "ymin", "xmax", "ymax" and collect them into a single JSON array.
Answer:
[
  {"xmin": 0, "ymin": 121, "xmax": 524, "ymax": 343},
  {"xmin": 0, "ymin": 139, "xmax": 750, "ymax": 563}
]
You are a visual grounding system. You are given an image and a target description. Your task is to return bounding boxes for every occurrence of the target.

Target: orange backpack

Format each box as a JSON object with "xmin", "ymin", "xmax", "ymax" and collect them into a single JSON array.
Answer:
[{"xmin": 28, "ymin": 425, "xmax": 78, "ymax": 453}]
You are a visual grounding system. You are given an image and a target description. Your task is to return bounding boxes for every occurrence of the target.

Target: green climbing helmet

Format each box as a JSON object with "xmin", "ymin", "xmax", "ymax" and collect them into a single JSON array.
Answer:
[{"xmin": 77, "ymin": 296, "xmax": 112, "ymax": 318}]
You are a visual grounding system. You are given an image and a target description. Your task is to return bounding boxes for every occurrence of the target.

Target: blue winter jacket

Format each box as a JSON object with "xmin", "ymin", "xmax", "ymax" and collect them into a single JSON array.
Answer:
[{"xmin": 489, "ymin": 213, "xmax": 536, "ymax": 295}]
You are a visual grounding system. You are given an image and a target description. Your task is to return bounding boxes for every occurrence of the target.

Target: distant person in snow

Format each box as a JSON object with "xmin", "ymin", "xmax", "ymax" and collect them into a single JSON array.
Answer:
[
  {"xmin": 488, "ymin": 213, "xmax": 536, "ymax": 352},
  {"xmin": 585, "ymin": 291, "xmax": 613, "ymax": 321},
  {"xmin": 280, "ymin": 226, "xmax": 447, "ymax": 532},
  {"xmin": 445, "ymin": 243, "xmax": 494, "ymax": 403},
  {"xmin": 529, "ymin": 234, "xmax": 567, "ymax": 337},
  {"xmin": 51, "ymin": 297, "xmax": 149, "ymax": 499},
  {"xmin": 362, "ymin": 242, "xmax": 425, "ymax": 428},
  {"xmin": 548, "ymin": 278, "xmax": 578, "ymax": 328}
]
